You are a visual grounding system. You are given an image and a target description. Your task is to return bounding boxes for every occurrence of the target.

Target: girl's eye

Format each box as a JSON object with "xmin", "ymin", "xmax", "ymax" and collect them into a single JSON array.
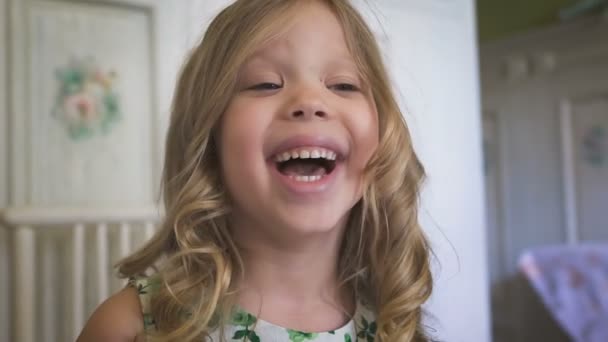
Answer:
[
  {"xmin": 330, "ymin": 83, "xmax": 359, "ymax": 92},
  {"xmin": 248, "ymin": 82, "xmax": 282, "ymax": 91}
]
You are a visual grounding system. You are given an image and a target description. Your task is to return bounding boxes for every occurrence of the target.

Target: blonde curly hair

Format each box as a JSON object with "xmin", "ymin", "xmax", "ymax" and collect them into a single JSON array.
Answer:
[{"xmin": 117, "ymin": 0, "xmax": 433, "ymax": 341}]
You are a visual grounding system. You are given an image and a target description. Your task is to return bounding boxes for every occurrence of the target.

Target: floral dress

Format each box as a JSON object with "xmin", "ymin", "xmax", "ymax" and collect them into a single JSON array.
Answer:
[{"xmin": 129, "ymin": 277, "xmax": 377, "ymax": 342}]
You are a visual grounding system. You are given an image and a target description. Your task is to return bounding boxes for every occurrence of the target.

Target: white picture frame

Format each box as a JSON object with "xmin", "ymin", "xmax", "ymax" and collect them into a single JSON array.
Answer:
[{"xmin": 559, "ymin": 94, "xmax": 608, "ymax": 244}]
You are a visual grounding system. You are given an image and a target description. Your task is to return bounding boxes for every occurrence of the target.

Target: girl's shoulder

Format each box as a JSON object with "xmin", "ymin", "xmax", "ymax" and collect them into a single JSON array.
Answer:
[{"xmin": 77, "ymin": 284, "xmax": 145, "ymax": 341}]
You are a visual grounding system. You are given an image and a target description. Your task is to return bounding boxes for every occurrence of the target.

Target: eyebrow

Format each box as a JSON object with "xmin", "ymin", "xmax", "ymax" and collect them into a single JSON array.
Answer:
[
  {"xmin": 243, "ymin": 52, "xmax": 359, "ymax": 73},
  {"xmin": 327, "ymin": 58, "xmax": 359, "ymax": 70}
]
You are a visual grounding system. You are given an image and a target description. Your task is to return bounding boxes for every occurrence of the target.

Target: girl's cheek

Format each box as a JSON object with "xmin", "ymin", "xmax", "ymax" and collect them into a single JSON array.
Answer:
[
  {"xmin": 352, "ymin": 104, "xmax": 379, "ymax": 166},
  {"xmin": 220, "ymin": 100, "xmax": 271, "ymax": 171}
]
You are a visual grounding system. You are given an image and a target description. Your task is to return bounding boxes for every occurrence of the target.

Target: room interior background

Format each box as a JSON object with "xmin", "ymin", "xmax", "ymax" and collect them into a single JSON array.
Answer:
[
  {"xmin": 478, "ymin": 0, "xmax": 608, "ymax": 341},
  {"xmin": 5, "ymin": 0, "xmax": 605, "ymax": 342},
  {"xmin": 1, "ymin": 0, "xmax": 487, "ymax": 340}
]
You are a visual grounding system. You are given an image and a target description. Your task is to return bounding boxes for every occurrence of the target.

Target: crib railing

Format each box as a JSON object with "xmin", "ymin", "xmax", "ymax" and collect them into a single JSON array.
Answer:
[{"xmin": 0, "ymin": 206, "xmax": 161, "ymax": 342}]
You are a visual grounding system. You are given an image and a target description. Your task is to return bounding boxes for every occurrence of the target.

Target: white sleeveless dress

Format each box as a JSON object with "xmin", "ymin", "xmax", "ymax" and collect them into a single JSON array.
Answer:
[{"xmin": 129, "ymin": 277, "xmax": 377, "ymax": 342}]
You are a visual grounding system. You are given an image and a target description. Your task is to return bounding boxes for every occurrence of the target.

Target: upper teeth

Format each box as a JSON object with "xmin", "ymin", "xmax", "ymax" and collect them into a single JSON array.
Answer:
[{"xmin": 274, "ymin": 147, "xmax": 337, "ymax": 162}]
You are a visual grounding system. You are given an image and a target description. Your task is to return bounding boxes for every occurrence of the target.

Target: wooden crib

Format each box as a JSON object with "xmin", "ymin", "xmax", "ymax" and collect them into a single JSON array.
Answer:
[{"xmin": 0, "ymin": 206, "xmax": 161, "ymax": 342}]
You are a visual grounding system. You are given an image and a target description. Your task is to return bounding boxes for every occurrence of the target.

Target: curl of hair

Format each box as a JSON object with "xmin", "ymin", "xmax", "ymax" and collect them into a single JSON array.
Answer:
[{"xmin": 117, "ymin": 1, "xmax": 433, "ymax": 341}]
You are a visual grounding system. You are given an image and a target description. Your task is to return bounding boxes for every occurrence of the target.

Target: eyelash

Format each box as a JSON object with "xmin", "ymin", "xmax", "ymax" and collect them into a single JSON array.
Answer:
[
  {"xmin": 247, "ymin": 82, "xmax": 360, "ymax": 92},
  {"xmin": 330, "ymin": 83, "xmax": 359, "ymax": 92},
  {"xmin": 248, "ymin": 82, "xmax": 282, "ymax": 91}
]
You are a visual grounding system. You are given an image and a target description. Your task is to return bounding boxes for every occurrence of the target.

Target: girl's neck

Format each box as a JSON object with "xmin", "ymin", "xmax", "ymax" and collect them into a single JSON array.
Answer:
[{"xmin": 230, "ymin": 219, "xmax": 355, "ymax": 331}]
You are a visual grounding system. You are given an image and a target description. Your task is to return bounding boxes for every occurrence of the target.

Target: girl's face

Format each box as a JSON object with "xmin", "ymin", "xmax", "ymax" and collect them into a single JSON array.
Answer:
[{"xmin": 221, "ymin": 2, "xmax": 378, "ymax": 239}]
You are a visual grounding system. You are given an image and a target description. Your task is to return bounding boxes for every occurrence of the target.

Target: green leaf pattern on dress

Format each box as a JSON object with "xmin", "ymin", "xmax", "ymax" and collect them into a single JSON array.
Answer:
[
  {"xmin": 356, "ymin": 316, "xmax": 377, "ymax": 342},
  {"xmin": 287, "ymin": 329, "xmax": 319, "ymax": 342},
  {"xmin": 231, "ymin": 310, "xmax": 261, "ymax": 342}
]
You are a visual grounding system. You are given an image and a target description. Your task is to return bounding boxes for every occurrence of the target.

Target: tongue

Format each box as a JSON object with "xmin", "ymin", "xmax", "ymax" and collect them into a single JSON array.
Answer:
[{"xmin": 280, "ymin": 161, "xmax": 327, "ymax": 177}]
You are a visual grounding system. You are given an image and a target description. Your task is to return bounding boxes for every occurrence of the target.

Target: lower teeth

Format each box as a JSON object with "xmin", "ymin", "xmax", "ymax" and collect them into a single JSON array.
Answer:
[{"xmin": 290, "ymin": 175, "xmax": 323, "ymax": 182}]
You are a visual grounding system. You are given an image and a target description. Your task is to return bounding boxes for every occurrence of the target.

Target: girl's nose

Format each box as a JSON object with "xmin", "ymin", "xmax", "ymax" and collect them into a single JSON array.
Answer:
[
  {"xmin": 291, "ymin": 107, "xmax": 327, "ymax": 119},
  {"xmin": 286, "ymin": 87, "xmax": 329, "ymax": 120}
]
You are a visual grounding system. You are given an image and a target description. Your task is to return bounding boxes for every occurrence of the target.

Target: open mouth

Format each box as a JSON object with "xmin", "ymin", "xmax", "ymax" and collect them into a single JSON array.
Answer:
[{"xmin": 273, "ymin": 147, "xmax": 338, "ymax": 182}]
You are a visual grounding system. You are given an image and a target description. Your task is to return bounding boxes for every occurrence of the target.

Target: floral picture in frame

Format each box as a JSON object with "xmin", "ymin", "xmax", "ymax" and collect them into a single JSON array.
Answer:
[
  {"xmin": 52, "ymin": 57, "xmax": 121, "ymax": 141},
  {"xmin": 28, "ymin": 1, "xmax": 155, "ymax": 206}
]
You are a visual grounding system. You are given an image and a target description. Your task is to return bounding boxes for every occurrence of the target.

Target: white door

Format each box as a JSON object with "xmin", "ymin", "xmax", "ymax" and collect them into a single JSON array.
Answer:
[{"xmin": 557, "ymin": 66, "xmax": 608, "ymax": 244}]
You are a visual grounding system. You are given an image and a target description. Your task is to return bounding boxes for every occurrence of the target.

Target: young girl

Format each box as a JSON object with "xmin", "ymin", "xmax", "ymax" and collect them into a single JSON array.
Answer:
[{"xmin": 78, "ymin": 0, "xmax": 432, "ymax": 341}]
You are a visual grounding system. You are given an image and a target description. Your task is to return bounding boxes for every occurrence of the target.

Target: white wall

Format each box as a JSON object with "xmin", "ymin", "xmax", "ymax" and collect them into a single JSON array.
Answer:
[{"xmin": 373, "ymin": 2, "xmax": 490, "ymax": 341}]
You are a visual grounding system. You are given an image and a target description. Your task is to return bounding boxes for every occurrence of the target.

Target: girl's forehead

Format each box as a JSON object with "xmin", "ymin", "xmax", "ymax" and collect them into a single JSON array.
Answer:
[
  {"xmin": 243, "ymin": 5, "xmax": 356, "ymax": 65},
  {"xmin": 246, "ymin": 38, "xmax": 356, "ymax": 65}
]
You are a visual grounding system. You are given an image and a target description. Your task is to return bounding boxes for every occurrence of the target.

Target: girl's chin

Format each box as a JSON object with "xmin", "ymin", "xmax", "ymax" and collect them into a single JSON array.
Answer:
[{"xmin": 273, "ymin": 210, "xmax": 350, "ymax": 237}]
